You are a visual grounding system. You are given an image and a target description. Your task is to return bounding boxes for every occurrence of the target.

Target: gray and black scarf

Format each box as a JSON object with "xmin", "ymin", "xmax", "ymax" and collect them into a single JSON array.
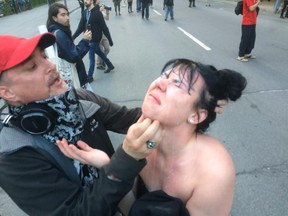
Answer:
[{"xmin": 9, "ymin": 85, "xmax": 85, "ymax": 144}]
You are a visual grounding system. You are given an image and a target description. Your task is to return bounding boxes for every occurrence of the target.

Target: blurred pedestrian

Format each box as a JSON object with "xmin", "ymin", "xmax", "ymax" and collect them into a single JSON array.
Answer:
[
  {"xmin": 96, "ymin": 2, "xmax": 111, "ymax": 70},
  {"xmin": 0, "ymin": 0, "xmax": 5, "ymax": 17},
  {"xmin": 189, "ymin": 0, "xmax": 195, "ymax": 7},
  {"xmin": 136, "ymin": 0, "xmax": 141, "ymax": 12},
  {"xmin": 128, "ymin": 0, "xmax": 133, "ymax": 13},
  {"xmin": 280, "ymin": 0, "xmax": 288, "ymax": 18},
  {"xmin": 113, "ymin": 0, "xmax": 121, "ymax": 15},
  {"xmin": 237, "ymin": 0, "xmax": 260, "ymax": 62},
  {"xmin": 48, "ymin": 0, "xmax": 55, "ymax": 5},
  {"xmin": 73, "ymin": 0, "xmax": 115, "ymax": 81},
  {"xmin": 163, "ymin": 0, "xmax": 174, "ymax": 21},
  {"xmin": 141, "ymin": 0, "xmax": 151, "ymax": 19},
  {"xmin": 205, "ymin": 0, "xmax": 212, "ymax": 7}
]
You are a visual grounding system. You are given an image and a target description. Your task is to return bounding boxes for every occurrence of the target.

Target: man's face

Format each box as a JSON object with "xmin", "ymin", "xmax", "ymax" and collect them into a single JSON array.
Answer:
[
  {"xmin": 0, "ymin": 47, "xmax": 67, "ymax": 106},
  {"xmin": 84, "ymin": 0, "xmax": 93, "ymax": 8},
  {"xmin": 53, "ymin": 8, "xmax": 70, "ymax": 27}
]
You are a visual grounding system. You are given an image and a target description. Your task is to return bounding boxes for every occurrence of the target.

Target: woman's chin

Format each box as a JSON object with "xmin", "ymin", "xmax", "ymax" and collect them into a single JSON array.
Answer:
[{"xmin": 141, "ymin": 107, "xmax": 157, "ymax": 120}]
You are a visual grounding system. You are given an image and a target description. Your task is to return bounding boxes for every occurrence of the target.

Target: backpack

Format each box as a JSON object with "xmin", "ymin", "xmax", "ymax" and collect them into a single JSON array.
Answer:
[
  {"xmin": 235, "ymin": 0, "xmax": 243, "ymax": 15},
  {"xmin": 235, "ymin": 0, "xmax": 260, "ymax": 16}
]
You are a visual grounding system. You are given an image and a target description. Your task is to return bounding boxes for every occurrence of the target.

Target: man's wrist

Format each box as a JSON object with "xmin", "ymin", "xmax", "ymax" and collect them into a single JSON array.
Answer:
[{"xmin": 104, "ymin": 145, "xmax": 146, "ymax": 181}]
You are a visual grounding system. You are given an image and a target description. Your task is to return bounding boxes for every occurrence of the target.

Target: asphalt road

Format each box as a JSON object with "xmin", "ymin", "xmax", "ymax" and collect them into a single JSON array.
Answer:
[{"xmin": 0, "ymin": 0, "xmax": 287, "ymax": 215}]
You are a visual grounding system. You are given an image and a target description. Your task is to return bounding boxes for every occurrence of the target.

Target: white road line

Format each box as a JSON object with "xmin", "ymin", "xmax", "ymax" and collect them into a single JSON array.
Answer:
[
  {"xmin": 177, "ymin": 27, "xmax": 212, "ymax": 51},
  {"xmin": 153, "ymin": 9, "xmax": 162, "ymax": 16},
  {"xmin": 151, "ymin": 10, "xmax": 211, "ymax": 51}
]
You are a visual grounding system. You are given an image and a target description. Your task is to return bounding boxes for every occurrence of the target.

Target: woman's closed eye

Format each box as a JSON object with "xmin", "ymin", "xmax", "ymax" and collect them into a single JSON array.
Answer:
[{"xmin": 172, "ymin": 79, "xmax": 184, "ymax": 88}]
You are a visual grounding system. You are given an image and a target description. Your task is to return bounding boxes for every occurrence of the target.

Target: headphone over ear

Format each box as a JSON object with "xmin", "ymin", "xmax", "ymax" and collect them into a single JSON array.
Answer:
[{"xmin": 4, "ymin": 103, "xmax": 58, "ymax": 135}]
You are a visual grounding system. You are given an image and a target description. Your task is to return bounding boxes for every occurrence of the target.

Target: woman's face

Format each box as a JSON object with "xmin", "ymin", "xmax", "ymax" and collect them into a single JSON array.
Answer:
[{"xmin": 142, "ymin": 67, "xmax": 205, "ymax": 127}]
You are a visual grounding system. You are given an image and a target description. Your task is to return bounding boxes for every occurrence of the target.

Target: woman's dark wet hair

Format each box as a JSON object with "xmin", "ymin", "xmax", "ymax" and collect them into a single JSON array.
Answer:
[
  {"xmin": 161, "ymin": 58, "xmax": 247, "ymax": 133},
  {"xmin": 46, "ymin": 3, "xmax": 69, "ymax": 27}
]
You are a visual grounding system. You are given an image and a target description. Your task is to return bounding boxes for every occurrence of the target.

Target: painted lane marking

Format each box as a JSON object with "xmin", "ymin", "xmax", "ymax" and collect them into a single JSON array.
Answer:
[{"xmin": 177, "ymin": 27, "xmax": 211, "ymax": 51}]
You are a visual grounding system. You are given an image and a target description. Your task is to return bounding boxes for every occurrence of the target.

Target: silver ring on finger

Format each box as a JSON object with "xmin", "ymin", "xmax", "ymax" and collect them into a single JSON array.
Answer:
[{"xmin": 146, "ymin": 140, "xmax": 157, "ymax": 149}]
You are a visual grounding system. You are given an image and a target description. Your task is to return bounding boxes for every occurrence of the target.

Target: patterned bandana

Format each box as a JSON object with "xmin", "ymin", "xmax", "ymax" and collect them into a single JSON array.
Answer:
[{"xmin": 9, "ymin": 85, "xmax": 85, "ymax": 144}]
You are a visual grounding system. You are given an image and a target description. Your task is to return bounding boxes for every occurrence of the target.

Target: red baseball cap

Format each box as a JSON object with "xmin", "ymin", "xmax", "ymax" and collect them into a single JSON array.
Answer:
[{"xmin": 0, "ymin": 33, "xmax": 56, "ymax": 74}]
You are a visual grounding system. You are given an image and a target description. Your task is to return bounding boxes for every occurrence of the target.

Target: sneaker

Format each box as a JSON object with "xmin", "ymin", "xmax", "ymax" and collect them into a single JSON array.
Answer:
[
  {"xmin": 236, "ymin": 56, "xmax": 248, "ymax": 62},
  {"xmin": 104, "ymin": 66, "xmax": 115, "ymax": 73},
  {"xmin": 96, "ymin": 65, "xmax": 105, "ymax": 70},
  {"xmin": 244, "ymin": 53, "xmax": 256, "ymax": 59},
  {"xmin": 87, "ymin": 76, "xmax": 94, "ymax": 83}
]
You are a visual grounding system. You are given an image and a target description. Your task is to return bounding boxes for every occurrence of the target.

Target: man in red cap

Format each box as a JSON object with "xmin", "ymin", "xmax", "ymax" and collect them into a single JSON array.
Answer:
[{"xmin": 0, "ymin": 33, "xmax": 162, "ymax": 216}]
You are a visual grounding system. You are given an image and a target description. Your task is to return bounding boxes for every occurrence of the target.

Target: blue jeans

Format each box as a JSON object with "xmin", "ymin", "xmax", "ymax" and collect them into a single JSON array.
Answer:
[
  {"xmin": 165, "ymin": 6, "xmax": 174, "ymax": 19},
  {"xmin": 136, "ymin": 0, "xmax": 141, "ymax": 11},
  {"xmin": 88, "ymin": 42, "xmax": 113, "ymax": 76}
]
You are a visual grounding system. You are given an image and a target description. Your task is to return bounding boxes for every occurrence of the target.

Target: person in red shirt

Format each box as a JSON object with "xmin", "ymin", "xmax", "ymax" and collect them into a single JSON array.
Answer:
[{"xmin": 237, "ymin": 0, "xmax": 261, "ymax": 62}]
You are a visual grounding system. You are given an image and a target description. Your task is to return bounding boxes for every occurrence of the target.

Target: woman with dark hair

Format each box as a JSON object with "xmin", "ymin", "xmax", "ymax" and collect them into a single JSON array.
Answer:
[
  {"xmin": 57, "ymin": 58, "xmax": 247, "ymax": 216},
  {"xmin": 46, "ymin": 3, "xmax": 92, "ymax": 88},
  {"xmin": 133, "ymin": 58, "xmax": 247, "ymax": 216}
]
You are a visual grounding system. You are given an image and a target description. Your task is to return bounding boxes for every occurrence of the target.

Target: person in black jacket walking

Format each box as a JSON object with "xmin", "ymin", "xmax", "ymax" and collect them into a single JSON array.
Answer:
[
  {"xmin": 73, "ymin": 0, "xmax": 115, "ymax": 81},
  {"xmin": 141, "ymin": 0, "xmax": 151, "ymax": 19}
]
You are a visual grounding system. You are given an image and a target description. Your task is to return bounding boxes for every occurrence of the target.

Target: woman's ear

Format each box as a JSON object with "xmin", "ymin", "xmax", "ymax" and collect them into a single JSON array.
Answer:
[{"xmin": 188, "ymin": 110, "xmax": 208, "ymax": 124}]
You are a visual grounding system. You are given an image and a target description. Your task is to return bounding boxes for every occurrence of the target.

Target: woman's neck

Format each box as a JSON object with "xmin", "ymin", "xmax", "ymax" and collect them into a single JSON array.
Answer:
[{"xmin": 157, "ymin": 125, "xmax": 197, "ymax": 158}]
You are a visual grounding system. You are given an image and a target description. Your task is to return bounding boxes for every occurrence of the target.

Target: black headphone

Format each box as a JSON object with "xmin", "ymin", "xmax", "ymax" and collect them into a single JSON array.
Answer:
[{"xmin": 3, "ymin": 103, "xmax": 58, "ymax": 135}]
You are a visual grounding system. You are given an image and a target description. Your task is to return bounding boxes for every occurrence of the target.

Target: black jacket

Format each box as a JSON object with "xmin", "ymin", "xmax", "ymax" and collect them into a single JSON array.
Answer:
[
  {"xmin": 73, "ymin": 5, "xmax": 113, "ymax": 45},
  {"xmin": 164, "ymin": 0, "xmax": 174, "ymax": 6},
  {"xmin": 0, "ymin": 90, "xmax": 142, "ymax": 216},
  {"xmin": 47, "ymin": 23, "xmax": 90, "ymax": 86}
]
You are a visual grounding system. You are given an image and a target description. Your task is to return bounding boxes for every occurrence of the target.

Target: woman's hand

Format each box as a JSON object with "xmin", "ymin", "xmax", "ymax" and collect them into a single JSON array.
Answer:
[{"xmin": 56, "ymin": 139, "xmax": 110, "ymax": 168}]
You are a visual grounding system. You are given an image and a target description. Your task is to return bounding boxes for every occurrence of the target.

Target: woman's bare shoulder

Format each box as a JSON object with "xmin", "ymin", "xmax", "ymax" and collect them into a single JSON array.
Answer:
[{"xmin": 196, "ymin": 134, "xmax": 235, "ymax": 178}]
